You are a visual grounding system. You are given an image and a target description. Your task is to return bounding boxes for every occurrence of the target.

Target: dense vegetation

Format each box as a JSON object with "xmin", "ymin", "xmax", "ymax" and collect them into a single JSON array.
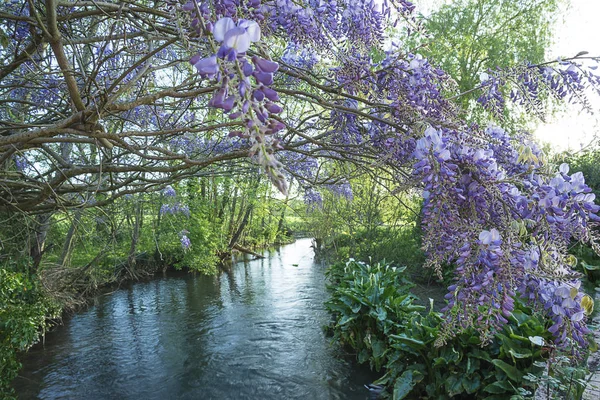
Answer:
[
  {"xmin": 2, "ymin": 0, "xmax": 600, "ymax": 397},
  {"xmin": 325, "ymin": 259, "xmax": 591, "ymax": 399}
]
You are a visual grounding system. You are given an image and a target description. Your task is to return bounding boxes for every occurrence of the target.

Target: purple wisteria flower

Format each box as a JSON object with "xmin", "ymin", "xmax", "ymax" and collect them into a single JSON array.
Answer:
[
  {"xmin": 304, "ymin": 187, "xmax": 323, "ymax": 210},
  {"xmin": 172, "ymin": 1, "xmax": 600, "ymax": 353},
  {"xmin": 163, "ymin": 185, "xmax": 176, "ymax": 197},
  {"xmin": 180, "ymin": 232, "xmax": 192, "ymax": 251},
  {"xmin": 14, "ymin": 155, "xmax": 28, "ymax": 172},
  {"xmin": 478, "ymin": 229, "xmax": 500, "ymax": 246},
  {"xmin": 182, "ymin": 6, "xmax": 289, "ymax": 194},
  {"xmin": 160, "ymin": 203, "xmax": 190, "ymax": 217},
  {"xmin": 214, "ymin": 17, "xmax": 261, "ymax": 56},
  {"xmin": 190, "ymin": 17, "xmax": 261, "ymax": 76}
]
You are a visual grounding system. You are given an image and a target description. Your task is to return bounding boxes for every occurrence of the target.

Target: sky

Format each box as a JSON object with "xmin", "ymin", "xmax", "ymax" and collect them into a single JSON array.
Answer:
[{"xmin": 533, "ymin": 0, "xmax": 600, "ymax": 152}]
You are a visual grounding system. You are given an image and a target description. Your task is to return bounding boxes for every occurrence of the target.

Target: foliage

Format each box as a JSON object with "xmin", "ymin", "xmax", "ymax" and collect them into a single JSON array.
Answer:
[
  {"xmin": 326, "ymin": 259, "xmax": 592, "ymax": 399},
  {"xmin": 560, "ymin": 147, "xmax": 600, "ymax": 274},
  {"xmin": 328, "ymin": 227, "xmax": 425, "ymax": 272},
  {"xmin": 304, "ymin": 172, "xmax": 425, "ymax": 269},
  {"xmin": 418, "ymin": 0, "xmax": 558, "ymax": 95},
  {"xmin": 0, "ymin": 262, "xmax": 60, "ymax": 398},
  {"xmin": 523, "ymin": 353, "xmax": 589, "ymax": 400},
  {"xmin": 412, "ymin": 0, "xmax": 567, "ymax": 131},
  {"xmin": 565, "ymin": 148, "xmax": 600, "ymax": 201}
]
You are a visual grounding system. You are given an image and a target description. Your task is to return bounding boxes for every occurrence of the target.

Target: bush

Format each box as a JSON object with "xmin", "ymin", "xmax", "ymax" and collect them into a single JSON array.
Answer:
[
  {"xmin": 326, "ymin": 259, "xmax": 590, "ymax": 399},
  {"xmin": 0, "ymin": 263, "xmax": 60, "ymax": 398},
  {"xmin": 323, "ymin": 226, "xmax": 426, "ymax": 272}
]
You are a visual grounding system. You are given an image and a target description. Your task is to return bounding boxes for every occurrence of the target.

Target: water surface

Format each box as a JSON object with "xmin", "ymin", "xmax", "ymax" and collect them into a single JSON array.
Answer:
[{"xmin": 15, "ymin": 239, "xmax": 376, "ymax": 399}]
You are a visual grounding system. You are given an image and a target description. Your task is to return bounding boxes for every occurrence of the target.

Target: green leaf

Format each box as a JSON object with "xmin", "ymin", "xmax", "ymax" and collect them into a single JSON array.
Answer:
[
  {"xmin": 446, "ymin": 374, "xmax": 464, "ymax": 396},
  {"xmin": 433, "ymin": 356, "xmax": 448, "ymax": 367},
  {"xmin": 372, "ymin": 339, "xmax": 387, "ymax": 359},
  {"xmin": 376, "ymin": 306, "xmax": 387, "ymax": 321},
  {"xmin": 468, "ymin": 348, "xmax": 493, "ymax": 362},
  {"xmin": 358, "ymin": 349, "xmax": 369, "ymax": 364},
  {"xmin": 325, "ymin": 303, "xmax": 349, "ymax": 313},
  {"xmin": 466, "ymin": 356, "xmax": 480, "ymax": 375},
  {"xmin": 508, "ymin": 348, "xmax": 532, "ymax": 359},
  {"xmin": 370, "ymin": 46, "xmax": 386, "ymax": 64},
  {"xmin": 393, "ymin": 370, "xmax": 415, "ymax": 400},
  {"xmin": 390, "ymin": 334, "xmax": 426, "ymax": 349},
  {"xmin": 509, "ymin": 310, "xmax": 529, "ymax": 326},
  {"xmin": 492, "ymin": 359, "xmax": 523, "ymax": 382},
  {"xmin": 461, "ymin": 374, "xmax": 481, "ymax": 394},
  {"xmin": 581, "ymin": 261, "xmax": 600, "ymax": 271},
  {"xmin": 483, "ymin": 381, "xmax": 513, "ymax": 394}
]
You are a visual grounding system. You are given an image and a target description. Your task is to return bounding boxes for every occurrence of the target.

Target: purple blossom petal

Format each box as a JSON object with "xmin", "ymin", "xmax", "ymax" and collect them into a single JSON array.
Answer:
[
  {"xmin": 253, "ymin": 89, "xmax": 265, "ymax": 101},
  {"xmin": 238, "ymin": 19, "xmax": 261, "ymax": 42},
  {"xmin": 254, "ymin": 71, "xmax": 274, "ymax": 85},
  {"xmin": 261, "ymin": 87, "xmax": 279, "ymax": 101},
  {"xmin": 222, "ymin": 96, "xmax": 236, "ymax": 112},
  {"xmin": 213, "ymin": 17, "xmax": 235, "ymax": 42},
  {"xmin": 253, "ymin": 56, "xmax": 279, "ymax": 73},
  {"xmin": 193, "ymin": 55, "xmax": 218, "ymax": 76},
  {"xmin": 224, "ymin": 27, "xmax": 251, "ymax": 52},
  {"xmin": 571, "ymin": 311, "xmax": 585, "ymax": 322},
  {"xmin": 265, "ymin": 103, "xmax": 283, "ymax": 114}
]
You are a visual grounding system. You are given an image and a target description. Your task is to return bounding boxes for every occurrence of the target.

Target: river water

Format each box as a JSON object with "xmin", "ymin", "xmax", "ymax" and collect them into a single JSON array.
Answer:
[{"xmin": 15, "ymin": 238, "xmax": 377, "ymax": 399}]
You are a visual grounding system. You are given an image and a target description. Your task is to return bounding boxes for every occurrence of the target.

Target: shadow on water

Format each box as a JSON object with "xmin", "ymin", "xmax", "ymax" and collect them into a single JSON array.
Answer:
[{"xmin": 14, "ymin": 239, "xmax": 379, "ymax": 400}]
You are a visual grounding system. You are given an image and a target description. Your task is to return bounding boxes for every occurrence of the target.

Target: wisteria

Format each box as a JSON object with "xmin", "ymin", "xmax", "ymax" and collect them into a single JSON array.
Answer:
[
  {"xmin": 183, "ymin": 3, "xmax": 288, "ymax": 194},
  {"xmin": 163, "ymin": 186, "xmax": 177, "ymax": 197},
  {"xmin": 2, "ymin": 0, "xmax": 600, "ymax": 355},
  {"xmin": 160, "ymin": 203, "xmax": 191, "ymax": 217},
  {"xmin": 478, "ymin": 56, "xmax": 600, "ymax": 116},
  {"xmin": 180, "ymin": 230, "xmax": 192, "ymax": 251},
  {"xmin": 413, "ymin": 124, "xmax": 600, "ymax": 350},
  {"xmin": 163, "ymin": 1, "xmax": 600, "ymax": 350}
]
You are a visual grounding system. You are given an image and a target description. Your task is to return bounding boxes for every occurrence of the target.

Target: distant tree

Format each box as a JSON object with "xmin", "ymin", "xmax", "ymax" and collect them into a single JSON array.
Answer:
[
  {"xmin": 412, "ymin": 0, "xmax": 561, "ymax": 127},
  {"xmin": 420, "ymin": 0, "xmax": 558, "ymax": 97}
]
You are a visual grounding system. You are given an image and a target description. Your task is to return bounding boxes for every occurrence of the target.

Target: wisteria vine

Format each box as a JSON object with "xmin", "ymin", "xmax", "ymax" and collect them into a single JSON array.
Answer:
[{"xmin": 171, "ymin": 0, "xmax": 600, "ymax": 353}]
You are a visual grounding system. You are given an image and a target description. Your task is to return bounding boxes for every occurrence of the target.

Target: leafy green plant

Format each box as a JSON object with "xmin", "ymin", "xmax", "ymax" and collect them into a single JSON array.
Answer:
[
  {"xmin": 0, "ymin": 264, "xmax": 60, "ymax": 398},
  {"xmin": 326, "ymin": 259, "xmax": 591, "ymax": 399},
  {"xmin": 325, "ymin": 259, "xmax": 418, "ymax": 371}
]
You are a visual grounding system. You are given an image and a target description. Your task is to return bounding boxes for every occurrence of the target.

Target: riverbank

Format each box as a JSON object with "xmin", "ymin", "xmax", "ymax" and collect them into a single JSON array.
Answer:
[
  {"xmin": 13, "ymin": 239, "xmax": 377, "ymax": 400},
  {"xmin": 3, "ymin": 237, "xmax": 296, "ymax": 398}
]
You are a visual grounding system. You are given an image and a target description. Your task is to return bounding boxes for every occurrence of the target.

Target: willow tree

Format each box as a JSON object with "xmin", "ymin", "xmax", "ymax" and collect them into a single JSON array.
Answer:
[
  {"xmin": 420, "ymin": 0, "xmax": 559, "ymax": 94},
  {"xmin": 2, "ymin": 0, "xmax": 600, "ymax": 355}
]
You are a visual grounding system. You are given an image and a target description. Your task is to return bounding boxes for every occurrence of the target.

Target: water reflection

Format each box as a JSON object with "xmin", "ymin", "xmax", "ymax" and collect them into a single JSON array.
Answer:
[{"xmin": 15, "ymin": 239, "xmax": 376, "ymax": 399}]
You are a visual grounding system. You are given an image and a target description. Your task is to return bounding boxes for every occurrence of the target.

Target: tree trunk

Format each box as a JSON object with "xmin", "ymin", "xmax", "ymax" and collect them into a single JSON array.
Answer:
[
  {"xmin": 276, "ymin": 180, "xmax": 292, "ymax": 237},
  {"xmin": 58, "ymin": 209, "xmax": 83, "ymax": 268},
  {"xmin": 127, "ymin": 201, "xmax": 143, "ymax": 269},
  {"xmin": 229, "ymin": 204, "xmax": 254, "ymax": 249},
  {"xmin": 29, "ymin": 213, "xmax": 52, "ymax": 271},
  {"xmin": 227, "ymin": 186, "xmax": 239, "ymax": 236}
]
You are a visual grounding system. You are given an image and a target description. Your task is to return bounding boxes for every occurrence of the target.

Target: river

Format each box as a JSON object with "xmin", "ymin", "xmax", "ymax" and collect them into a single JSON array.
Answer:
[{"xmin": 14, "ymin": 238, "xmax": 377, "ymax": 399}]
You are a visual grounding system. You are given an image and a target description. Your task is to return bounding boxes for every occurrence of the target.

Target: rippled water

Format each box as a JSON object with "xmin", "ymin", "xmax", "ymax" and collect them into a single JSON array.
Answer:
[{"xmin": 15, "ymin": 239, "xmax": 377, "ymax": 399}]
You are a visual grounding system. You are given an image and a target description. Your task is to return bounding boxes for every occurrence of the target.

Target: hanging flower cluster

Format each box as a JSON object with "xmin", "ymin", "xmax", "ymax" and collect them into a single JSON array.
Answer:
[
  {"xmin": 182, "ymin": 2, "xmax": 288, "ymax": 194},
  {"xmin": 412, "ymin": 124, "xmax": 600, "ymax": 351}
]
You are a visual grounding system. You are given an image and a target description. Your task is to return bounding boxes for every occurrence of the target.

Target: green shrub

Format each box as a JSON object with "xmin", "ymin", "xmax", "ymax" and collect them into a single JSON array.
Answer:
[
  {"xmin": 0, "ymin": 264, "xmax": 60, "ymax": 398},
  {"xmin": 326, "ymin": 259, "xmax": 590, "ymax": 399},
  {"xmin": 324, "ymin": 226, "xmax": 426, "ymax": 272}
]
